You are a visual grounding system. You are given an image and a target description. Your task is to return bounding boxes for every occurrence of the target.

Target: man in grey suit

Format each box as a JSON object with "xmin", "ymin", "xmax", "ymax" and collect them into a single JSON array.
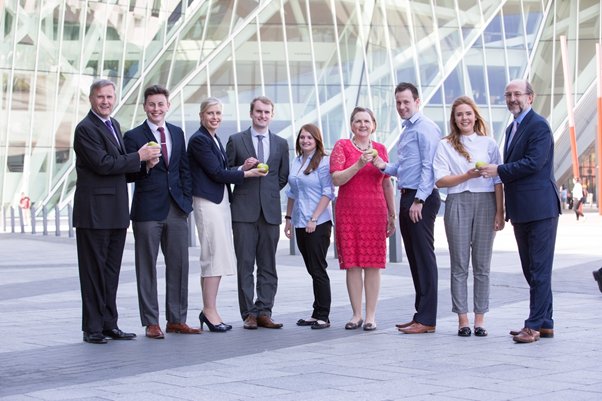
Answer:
[{"xmin": 226, "ymin": 96, "xmax": 290, "ymax": 329}]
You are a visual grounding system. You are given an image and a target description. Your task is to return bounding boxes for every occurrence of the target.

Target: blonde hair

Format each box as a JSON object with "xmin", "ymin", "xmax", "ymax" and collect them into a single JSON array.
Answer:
[{"xmin": 446, "ymin": 96, "xmax": 488, "ymax": 162}]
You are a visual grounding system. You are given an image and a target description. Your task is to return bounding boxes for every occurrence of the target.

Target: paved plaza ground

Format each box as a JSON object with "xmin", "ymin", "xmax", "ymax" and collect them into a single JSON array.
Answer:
[{"xmin": 1, "ymin": 211, "xmax": 601, "ymax": 400}]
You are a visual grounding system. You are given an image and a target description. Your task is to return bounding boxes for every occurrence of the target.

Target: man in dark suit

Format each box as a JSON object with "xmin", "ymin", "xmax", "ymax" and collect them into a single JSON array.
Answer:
[
  {"xmin": 480, "ymin": 79, "xmax": 561, "ymax": 343},
  {"xmin": 123, "ymin": 85, "xmax": 200, "ymax": 339},
  {"xmin": 226, "ymin": 96, "xmax": 290, "ymax": 329},
  {"xmin": 73, "ymin": 79, "xmax": 161, "ymax": 344}
]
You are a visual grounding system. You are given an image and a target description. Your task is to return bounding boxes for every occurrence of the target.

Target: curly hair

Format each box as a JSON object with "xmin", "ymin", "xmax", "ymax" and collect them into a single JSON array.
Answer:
[{"xmin": 446, "ymin": 96, "xmax": 488, "ymax": 162}]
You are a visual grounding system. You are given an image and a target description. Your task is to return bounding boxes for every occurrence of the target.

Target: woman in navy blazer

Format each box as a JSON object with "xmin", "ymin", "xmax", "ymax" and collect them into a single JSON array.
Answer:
[{"xmin": 188, "ymin": 97, "xmax": 265, "ymax": 332}]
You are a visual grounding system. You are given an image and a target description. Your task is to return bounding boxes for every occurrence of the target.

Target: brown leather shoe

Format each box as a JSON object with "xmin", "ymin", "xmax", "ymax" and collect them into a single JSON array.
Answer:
[
  {"xmin": 257, "ymin": 315, "xmax": 283, "ymax": 329},
  {"xmin": 398, "ymin": 322, "xmax": 435, "ymax": 334},
  {"xmin": 145, "ymin": 325, "xmax": 164, "ymax": 339},
  {"xmin": 243, "ymin": 315, "xmax": 258, "ymax": 330},
  {"xmin": 166, "ymin": 322, "xmax": 201, "ymax": 334},
  {"xmin": 510, "ymin": 328, "xmax": 554, "ymax": 338},
  {"xmin": 395, "ymin": 320, "xmax": 415, "ymax": 329},
  {"xmin": 513, "ymin": 327, "xmax": 540, "ymax": 343}
]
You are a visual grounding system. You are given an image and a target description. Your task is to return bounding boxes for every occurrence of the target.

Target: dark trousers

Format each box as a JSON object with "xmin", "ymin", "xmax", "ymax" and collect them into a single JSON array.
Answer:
[
  {"xmin": 233, "ymin": 212, "xmax": 280, "ymax": 320},
  {"xmin": 132, "ymin": 202, "xmax": 190, "ymax": 326},
  {"xmin": 295, "ymin": 221, "xmax": 332, "ymax": 321},
  {"xmin": 398, "ymin": 189, "xmax": 441, "ymax": 326},
  {"xmin": 512, "ymin": 216, "xmax": 558, "ymax": 330},
  {"xmin": 575, "ymin": 197, "xmax": 585, "ymax": 218},
  {"xmin": 76, "ymin": 228, "xmax": 126, "ymax": 334}
]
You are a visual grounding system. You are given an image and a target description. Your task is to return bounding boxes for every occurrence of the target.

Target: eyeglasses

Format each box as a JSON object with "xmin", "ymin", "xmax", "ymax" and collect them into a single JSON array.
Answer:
[{"xmin": 504, "ymin": 91, "xmax": 529, "ymax": 99}]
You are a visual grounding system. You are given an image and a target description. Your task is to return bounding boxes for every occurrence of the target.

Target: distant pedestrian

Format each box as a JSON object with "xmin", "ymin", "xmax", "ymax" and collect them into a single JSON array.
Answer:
[
  {"xmin": 572, "ymin": 177, "xmax": 584, "ymax": 220},
  {"xmin": 19, "ymin": 192, "xmax": 31, "ymax": 226},
  {"xmin": 559, "ymin": 185, "xmax": 567, "ymax": 210}
]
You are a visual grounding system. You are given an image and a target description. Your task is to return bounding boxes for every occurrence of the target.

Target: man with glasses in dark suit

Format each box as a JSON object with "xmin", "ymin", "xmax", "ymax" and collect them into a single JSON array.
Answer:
[{"xmin": 479, "ymin": 79, "xmax": 561, "ymax": 343}]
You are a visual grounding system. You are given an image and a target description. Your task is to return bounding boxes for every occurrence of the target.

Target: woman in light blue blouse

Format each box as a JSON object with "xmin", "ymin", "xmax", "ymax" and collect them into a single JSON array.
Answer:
[{"xmin": 284, "ymin": 124, "xmax": 335, "ymax": 329}]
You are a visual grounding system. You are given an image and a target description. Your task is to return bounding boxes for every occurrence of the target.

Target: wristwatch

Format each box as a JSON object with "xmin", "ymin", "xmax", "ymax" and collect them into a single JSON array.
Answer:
[
  {"xmin": 413, "ymin": 198, "xmax": 424, "ymax": 205},
  {"xmin": 310, "ymin": 217, "xmax": 318, "ymax": 223}
]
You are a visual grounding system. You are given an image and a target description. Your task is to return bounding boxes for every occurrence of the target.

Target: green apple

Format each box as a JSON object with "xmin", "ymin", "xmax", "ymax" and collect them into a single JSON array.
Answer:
[
  {"xmin": 147, "ymin": 141, "xmax": 159, "ymax": 147},
  {"xmin": 257, "ymin": 163, "xmax": 269, "ymax": 173},
  {"xmin": 370, "ymin": 149, "xmax": 378, "ymax": 158},
  {"xmin": 475, "ymin": 161, "xmax": 486, "ymax": 169}
]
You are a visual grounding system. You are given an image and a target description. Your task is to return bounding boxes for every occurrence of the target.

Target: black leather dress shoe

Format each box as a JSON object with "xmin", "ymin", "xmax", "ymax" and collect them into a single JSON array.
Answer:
[
  {"xmin": 83, "ymin": 332, "xmax": 107, "ymax": 344},
  {"xmin": 593, "ymin": 269, "xmax": 602, "ymax": 293},
  {"xmin": 102, "ymin": 328, "xmax": 136, "ymax": 340}
]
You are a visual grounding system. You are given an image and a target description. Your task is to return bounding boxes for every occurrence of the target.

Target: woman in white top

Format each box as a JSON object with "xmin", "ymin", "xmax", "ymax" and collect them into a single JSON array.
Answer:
[{"xmin": 433, "ymin": 96, "xmax": 505, "ymax": 337}]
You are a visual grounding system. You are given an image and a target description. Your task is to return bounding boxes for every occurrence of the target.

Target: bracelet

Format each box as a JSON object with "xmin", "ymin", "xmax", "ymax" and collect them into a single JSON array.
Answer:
[{"xmin": 285, "ymin": 215, "xmax": 291, "ymax": 220}]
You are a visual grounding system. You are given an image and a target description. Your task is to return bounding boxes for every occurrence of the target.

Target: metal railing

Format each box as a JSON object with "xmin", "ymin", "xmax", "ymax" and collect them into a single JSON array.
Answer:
[
  {"xmin": 2, "ymin": 204, "xmax": 74, "ymax": 238},
  {"xmin": 5, "ymin": 194, "xmax": 405, "ymax": 264}
]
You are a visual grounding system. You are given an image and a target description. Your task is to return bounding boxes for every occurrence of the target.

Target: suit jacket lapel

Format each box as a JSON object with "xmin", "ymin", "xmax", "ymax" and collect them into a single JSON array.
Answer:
[
  {"xmin": 201, "ymin": 126, "xmax": 227, "ymax": 168},
  {"xmin": 165, "ymin": 122, "xmax": 181, "ymax": 168},
  {"xmin": 242, "ymin": 129, "xmax": 256, "ymax": 158},
  {"xmin": 110, "ymin": 118, "xmax": 126, "ymax": 154},
  {"xmin": 505, "ymin": 109, "xmax": 533, "ymax": 160},
  {"xmin": 215, "ymin": 135, "xmax": 228, "ymax": 166},
  {"xmin": 504, "ymin": 124, "xmax": 513, "ymax": 161},
  {"xmin": 90, "ymin": 112, "xmax": 123, "ymax": 154},
  {"xmin": 142, "ymin": 122, "xmax": 156, "ymax": 144},
  {"xmin": 267, "ymin": 131, "xmax": 277, "ymax": 164}
]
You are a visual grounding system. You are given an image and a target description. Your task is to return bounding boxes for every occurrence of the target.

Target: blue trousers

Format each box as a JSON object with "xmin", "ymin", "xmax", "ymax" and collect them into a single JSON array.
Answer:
[{"xmin": 512, "ymin": 216, "xmax": 558, "ymax": 330}]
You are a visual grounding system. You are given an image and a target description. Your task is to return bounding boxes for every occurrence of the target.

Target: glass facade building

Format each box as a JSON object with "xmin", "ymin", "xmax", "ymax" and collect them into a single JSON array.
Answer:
[{"xmin": 1, "ymin": 0, "xmax": 601, "ymax": 211}]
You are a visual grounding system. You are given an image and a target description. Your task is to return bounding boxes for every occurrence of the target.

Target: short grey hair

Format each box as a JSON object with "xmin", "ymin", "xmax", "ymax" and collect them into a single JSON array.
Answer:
[{"xmin": 89, "ymin": 79, "xmax": 115, "ymax": 96}]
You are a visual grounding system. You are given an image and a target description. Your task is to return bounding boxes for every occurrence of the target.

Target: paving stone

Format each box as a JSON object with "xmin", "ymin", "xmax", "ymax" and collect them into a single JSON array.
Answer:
[{"xmin": 1, "ymin": 213, "xmax": 602, "ymax": 400}]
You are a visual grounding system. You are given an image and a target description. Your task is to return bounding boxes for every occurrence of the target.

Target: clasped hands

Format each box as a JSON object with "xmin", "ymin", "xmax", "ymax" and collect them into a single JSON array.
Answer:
[{"xmin": 360, "ymin": 150, "xmax": 386, "ymax": 170}]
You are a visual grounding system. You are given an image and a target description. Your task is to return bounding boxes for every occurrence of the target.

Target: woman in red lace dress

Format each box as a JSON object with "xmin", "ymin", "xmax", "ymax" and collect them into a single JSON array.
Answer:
[{"xmin": 330, "ymin": 107, "xmax": 396, "ymax": 331}]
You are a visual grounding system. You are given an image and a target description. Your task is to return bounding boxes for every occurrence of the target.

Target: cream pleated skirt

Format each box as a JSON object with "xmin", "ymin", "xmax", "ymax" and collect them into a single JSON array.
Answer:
[{"xmin": 193, "ymin": 188, "xmax": 236, "ymax": 277}]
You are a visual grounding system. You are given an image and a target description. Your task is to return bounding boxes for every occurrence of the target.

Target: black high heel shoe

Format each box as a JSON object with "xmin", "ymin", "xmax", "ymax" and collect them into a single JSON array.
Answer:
[{"xmin": 199, "ymin": 312, "xmax": 229, "ymax": 332}]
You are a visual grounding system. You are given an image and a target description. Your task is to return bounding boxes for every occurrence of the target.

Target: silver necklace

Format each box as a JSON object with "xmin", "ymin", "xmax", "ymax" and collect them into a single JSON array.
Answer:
[{"xmin": 352, "ymin": 138, "xmax": 372, "ymax": 151}]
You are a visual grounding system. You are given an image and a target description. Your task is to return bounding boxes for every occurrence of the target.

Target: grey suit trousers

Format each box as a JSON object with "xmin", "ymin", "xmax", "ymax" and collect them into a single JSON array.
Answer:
[
  {"xmin": 444, "ymin": 191, "xmax": 496, "ymax": 314},
  {"xmin": 133, "ymin": 201, "xmax": 190, "ymax": 326},
  {"xmin": 233, "ymin": 212, "xmax": 280, "ymax": 320}
]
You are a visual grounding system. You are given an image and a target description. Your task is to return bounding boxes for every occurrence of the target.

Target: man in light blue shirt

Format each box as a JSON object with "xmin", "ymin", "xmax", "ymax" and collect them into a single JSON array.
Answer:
[{"xmin": 374, "ymin": 82, "xmax": 441, "ymax": 334}]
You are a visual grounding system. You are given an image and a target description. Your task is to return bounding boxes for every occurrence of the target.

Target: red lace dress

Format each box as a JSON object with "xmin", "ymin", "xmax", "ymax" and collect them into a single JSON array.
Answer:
[{"xmin": 330, "ymin": 139, "xmax": 389, "ymax": 269}]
